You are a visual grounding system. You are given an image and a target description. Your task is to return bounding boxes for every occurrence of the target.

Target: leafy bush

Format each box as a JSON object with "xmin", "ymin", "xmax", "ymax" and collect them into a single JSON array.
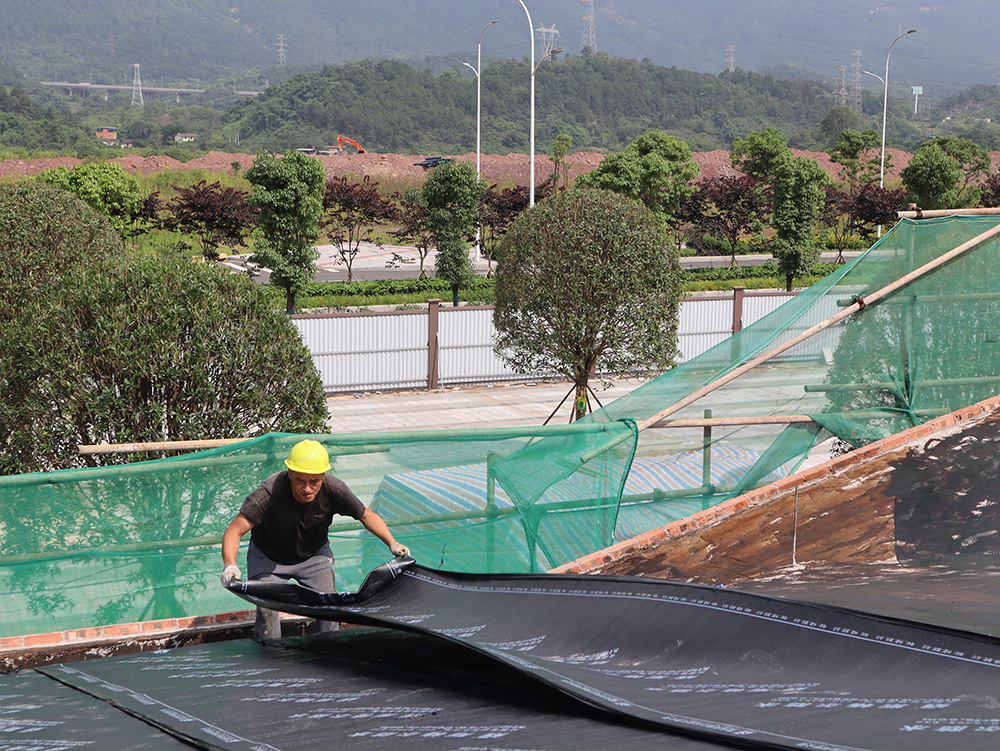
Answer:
[
  {"xmin": 0, "ymin": 256, "xmax": 328, "ymax": 473},
  {"xmin": 0, "ymin": 181, "xmax": 123, "ymax": 320}
]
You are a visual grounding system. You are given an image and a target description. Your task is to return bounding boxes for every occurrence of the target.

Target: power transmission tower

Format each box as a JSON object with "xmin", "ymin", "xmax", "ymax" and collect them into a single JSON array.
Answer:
[
  {"xmin": 537, "ymin": 25, "xmax": 560, "ymax": 57},
  {"xmin": 851, "ymin": 49, "xmax": 863, "ymax": 114},
  {"xmin": 277, "ymin": 34, "xmax": 287, "ymax": 67},
  {"xmin": 833, "ymin": 65, "xmax": 849, "ymax": 108},
  {"xmin": 581, "ymin": 0, "xmax": 597, "ymax": 53},
  {"xmin": 726, "ymin": 45, "xmax": 736, "ymax": 73},
  {"xmin": 131, "ymin": 63, "xmax": 144, "ymax": 107}
]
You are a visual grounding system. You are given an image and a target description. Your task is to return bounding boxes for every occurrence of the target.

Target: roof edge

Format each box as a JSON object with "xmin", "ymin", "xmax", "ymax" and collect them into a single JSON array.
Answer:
[{"xmin": 551, "ymin": 393, "xmax": 1000, "ymax": 575}]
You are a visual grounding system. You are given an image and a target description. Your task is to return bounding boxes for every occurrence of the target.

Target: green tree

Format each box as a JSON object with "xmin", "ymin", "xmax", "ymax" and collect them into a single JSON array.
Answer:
[
  {"xmin": 816, "ymin": 105, "xmax": 862, "ymax": 149},
  {"xmin": 730, "ymin": 127, "xmax": 791, "ymax": 180},
  {"xmin": 730, "ymin": 128, "xmax": 829, "ymax": 289},
  {"xmin": 549, "ymin": 133, "xmax": 573, "ymax": 191},
  {"xmin": 576, "ymin": 130, "xmax": 699, "ymax": 224},
  {"xmin": 931, "ymin": 136, "xmax": 991, "ymax": 206},
  {"xmin": 829, "ymin": 129, "xmax": 883, "ymax": 195},
  {"xmin": 901, "ymin": 142, "xmax": 962, "ymax": 210},
  {"xmin": 0, "ymin": 181, "xmax": 123, "ymax": 321},
  {"xmin": 0, "ymin": 255, "xmax": 327, "ymax": 474},
  {"xmin": 35, "ymin": 161, "xmax": 145, "ymax": 236},
  {"xmin": 392, "ymin": 187, "xmax": 435, "ymax": 279},
  {"xmin": 494, "ymin": 188, "xmax": 683, "ymax": 421},
  {"xmin": 422, "ymin": 160, "xmax": 483, "ymax": 306},
  {"xmin": 771, "ymin": 154, "xmax": 829, "ymax": 291},
  {"xmin": 246, "ymin": 150, "xmax": 325, "ymax": 313}
]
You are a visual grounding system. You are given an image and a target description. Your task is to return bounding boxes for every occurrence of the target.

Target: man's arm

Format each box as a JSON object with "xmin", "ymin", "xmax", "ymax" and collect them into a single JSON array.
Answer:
[
  {"xmin": 358, "ymin": 509, "xmax": 410, "ymax": 557},
  {"xmin": 222, "ymin": 514, "xmax": 255, "ymax": 569}
]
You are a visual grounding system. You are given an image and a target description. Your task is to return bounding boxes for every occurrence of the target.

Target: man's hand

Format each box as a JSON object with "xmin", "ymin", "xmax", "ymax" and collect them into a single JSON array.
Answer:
[
  {"xmin": 389, "ymin": 542, "xmax": 410, "ymax": 558},
  {"xmin": 221, "ymin": 564, "xmax": 241, "ymax": 584}
]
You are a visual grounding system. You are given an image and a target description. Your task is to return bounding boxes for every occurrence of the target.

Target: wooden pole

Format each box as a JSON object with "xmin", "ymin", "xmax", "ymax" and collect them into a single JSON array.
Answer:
[
  {"xmin": 897, "ymin": 207, "xmax": 1000, "ymax": 219},
  {"xmin": 636, "ymin": 220, "xmax": 1000, "ymax": 432},
  {"xmin": 79, "ymin": 437, "xmax": 247, "ymax": 455}
]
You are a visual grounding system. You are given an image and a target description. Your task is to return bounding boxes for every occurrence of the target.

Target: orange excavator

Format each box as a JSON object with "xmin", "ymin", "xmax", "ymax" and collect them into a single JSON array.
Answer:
[{"xmin": 333, "ymin": 135, "xmax": 366, "ymax": 154}]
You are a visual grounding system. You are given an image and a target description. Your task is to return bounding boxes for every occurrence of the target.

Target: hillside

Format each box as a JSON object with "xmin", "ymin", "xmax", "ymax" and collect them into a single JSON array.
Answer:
[{"xmin": 1, "ymin": 0, "xmax": 997, "ymax": 97}]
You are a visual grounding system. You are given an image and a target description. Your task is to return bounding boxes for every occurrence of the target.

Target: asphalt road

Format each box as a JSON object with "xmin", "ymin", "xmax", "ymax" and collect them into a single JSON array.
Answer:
[{"xmin": 223, "ymin": 243, "xmax": 864, "ymax": 283}]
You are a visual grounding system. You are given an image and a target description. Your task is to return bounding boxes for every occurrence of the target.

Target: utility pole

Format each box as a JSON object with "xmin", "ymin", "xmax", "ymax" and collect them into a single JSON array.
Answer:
[
  {"xmin": 277, "ymin": 34, "xmax": 287, "ymax": 67},
  {"xmin": 851, "ymin": 50, "xmax": 863, "ymax": 114},
  {"xmin": 833, "ymin": 65, "xmax": 848, "ymax": 108},
  {"xmin": 537, "ymin": 24, "xmax": 560, "ymax": 57},
  {"xmin": 131, "ymin": 63, "xmax": 143, "ymax": 107},
  {"xmin": 581, "ymin": 0, "xmax": 597, "ymax": 53}
]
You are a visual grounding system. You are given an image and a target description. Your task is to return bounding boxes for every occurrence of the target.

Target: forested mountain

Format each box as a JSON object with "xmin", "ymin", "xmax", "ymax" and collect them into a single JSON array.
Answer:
[
  {"xmin": 0, "ymin": 84, "xmax": 94, "ymax": 153},
  {"xmin": 2, "ymin": 0, "xmax": 997, "ymax": 98},
  {"xmin": 8, "ymin": 51, "xmax": 1000, "ymax": 157},
  {"xmin": 218, "ymin": 55, "xmax": 867, "ymax": 155}
]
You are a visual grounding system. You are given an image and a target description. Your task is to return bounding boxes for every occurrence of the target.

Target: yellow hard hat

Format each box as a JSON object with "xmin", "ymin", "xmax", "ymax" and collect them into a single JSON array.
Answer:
[{"xmin": 284, "ymin": 439, "xmax": 331, "ymax": 474}]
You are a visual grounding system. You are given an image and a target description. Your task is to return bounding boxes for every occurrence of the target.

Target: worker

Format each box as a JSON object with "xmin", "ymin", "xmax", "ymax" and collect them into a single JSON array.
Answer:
[{"xmin": 221, "ymin": 438, "xmax": 409, "ymax": 642}]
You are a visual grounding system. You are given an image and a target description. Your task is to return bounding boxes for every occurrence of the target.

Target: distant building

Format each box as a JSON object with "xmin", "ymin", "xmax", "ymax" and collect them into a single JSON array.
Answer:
[
  {"xmin": 174, "ymin": 133, "xmax": 198, "ymax": 143},
  {"xmin": 96, "ymin": 126, "xmax": 118, "ymax": 146}
]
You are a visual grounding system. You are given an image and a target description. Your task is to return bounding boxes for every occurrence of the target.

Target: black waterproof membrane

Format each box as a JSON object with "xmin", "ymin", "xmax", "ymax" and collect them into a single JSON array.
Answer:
[
  {"xmin": 0, "ymin": 669, "xmax": 194, "ymax": 750},
  {"xmin": 223, "ymin": 559, "xmax": 1000, "ymax": 751},
  {"xmin": 37, "ymin": 630, "xmax": 719, "ymax": 751}
]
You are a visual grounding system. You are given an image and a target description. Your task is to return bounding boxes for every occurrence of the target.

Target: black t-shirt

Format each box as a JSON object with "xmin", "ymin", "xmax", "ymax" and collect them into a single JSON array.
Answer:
[{"xmin": 239, "ymin": 470, "xmax": 368, "ymax": 565}]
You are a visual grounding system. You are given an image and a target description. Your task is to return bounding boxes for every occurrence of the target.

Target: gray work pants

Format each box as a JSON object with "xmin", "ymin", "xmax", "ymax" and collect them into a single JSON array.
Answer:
[{"xmin": 247, "ymin": 541, "xmax": 339, "ymax": 642}]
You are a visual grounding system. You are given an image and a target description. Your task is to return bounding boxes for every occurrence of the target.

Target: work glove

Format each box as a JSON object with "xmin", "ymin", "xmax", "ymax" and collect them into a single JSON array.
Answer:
[
  {"xmin": 221, "ymin": 564, "xmax": 241, "ymax": 585},
  {"xmin": 389, "ymin": 542, "xmax": 410, "ymax": 558}
]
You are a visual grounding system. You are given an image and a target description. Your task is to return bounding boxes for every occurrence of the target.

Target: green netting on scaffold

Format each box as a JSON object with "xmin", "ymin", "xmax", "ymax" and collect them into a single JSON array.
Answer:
[
  {"xmin": 0, "ymin": 423, "xmax": 635, "ymax": 638},
  {"xmin": 4, "ymin": 215, "xmax": 1000, "ymax": 640},
  {"xmin": 584, "ymin": 214, "xmax": 1000, "ymax": 540}
]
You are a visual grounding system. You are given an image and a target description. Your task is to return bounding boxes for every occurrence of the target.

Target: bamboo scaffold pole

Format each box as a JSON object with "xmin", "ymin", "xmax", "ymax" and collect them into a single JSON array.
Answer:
[{"xmin": 636, "ymin": 220, "xmax": 1000, "ymax": 432}]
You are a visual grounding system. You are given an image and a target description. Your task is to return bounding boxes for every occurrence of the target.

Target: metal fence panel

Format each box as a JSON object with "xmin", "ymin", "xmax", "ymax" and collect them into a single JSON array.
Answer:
[
  {"xmin": 292, "ymin": 312, "xmax": 428, "ymax": 392},
  {"xmin": 741, "ymin": 293, "xmax": 796, "ymax": 328},
  {"xmin": 438, "ymin": 306, "xmax": 529, "ymax": 385},
  {"xmin": 292, "ymin": 291, "xmax": 801, "ymax": 393},
  {"xmin": 677, "ymin": 296, "xmax": 734, "ymax": 362}
]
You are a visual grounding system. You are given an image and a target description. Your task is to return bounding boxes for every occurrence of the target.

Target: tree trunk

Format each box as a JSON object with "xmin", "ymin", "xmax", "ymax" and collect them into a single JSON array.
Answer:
[{"xmin": 573, "ymin": 379, "xmax": 589, "ymax": 422}]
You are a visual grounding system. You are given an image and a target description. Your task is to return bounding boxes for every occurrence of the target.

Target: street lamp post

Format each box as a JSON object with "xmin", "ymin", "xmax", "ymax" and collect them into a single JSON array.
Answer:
[
  {"xmin": 864, "ymin": 29, "xmax": 917, "ymax": 190},
  {"xmin": 515, "ymin": 0, "xmax": 537, "ymax": 205},
  {"xmin": 463, "ymin": 19, "xmax": 499, "ymax": 260},
  {"xmin": 462, "ymin": 20, "xmax": 500, "ymax": 184}
]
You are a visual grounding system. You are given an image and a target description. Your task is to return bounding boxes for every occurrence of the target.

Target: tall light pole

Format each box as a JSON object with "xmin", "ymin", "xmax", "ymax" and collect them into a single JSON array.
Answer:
[
  {"xmin": 862, "ymin": 28, "xmax": 914, "ymax": 237},
  {"xmin": 462, "ymin": 19, "xmax": 500, "ymax": 184},
  {"xmin": 863, "ymin": 29, "xmax": 916, "ymax": 190},
  {"xmin": 463, "ymin": 19, "xmax": 500, "ymax": 259},
  {"xmin": 528, "ymin": 47, "xmax": 563, "ymax": 205},
  {"xmin": 516, "ymin": 0, "xmax": 537, "ymax": 205}
]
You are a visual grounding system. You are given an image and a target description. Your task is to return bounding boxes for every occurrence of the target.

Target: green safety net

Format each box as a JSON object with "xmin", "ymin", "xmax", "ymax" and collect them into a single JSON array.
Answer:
[
  {"xmin": 585, "ymin": 214, "xmax": 1000, "ymax": 538},
  {"xmin": 3, "ymin": 215, "xmax": 1000, "ymax": 639},
  {"xmin": 0, "ymin": 424, "xmax": 635, "ymax": 638}
]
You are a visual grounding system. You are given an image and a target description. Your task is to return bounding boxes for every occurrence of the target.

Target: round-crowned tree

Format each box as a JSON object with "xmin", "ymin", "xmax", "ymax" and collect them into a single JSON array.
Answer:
[
  {"xmin": 0, "ymin": 181, "xmax": 124, "ymax": 321},
  {"xmin": 494, "ymin": 188, "xmax": 683, "ymax": 421},
  {"xmin": 0, "ymin": 255, "xmax": 328, "ymax": 473}
]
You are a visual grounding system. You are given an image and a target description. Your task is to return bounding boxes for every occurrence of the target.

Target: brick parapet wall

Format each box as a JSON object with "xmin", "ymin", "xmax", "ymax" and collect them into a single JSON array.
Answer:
[
  {"xmin": 550, "ymin": 393, "xmax": 1000, "ymax": 575},
  {"xmin": 0, "ymin": 610, "xmax": 256, "ymax": 655}
]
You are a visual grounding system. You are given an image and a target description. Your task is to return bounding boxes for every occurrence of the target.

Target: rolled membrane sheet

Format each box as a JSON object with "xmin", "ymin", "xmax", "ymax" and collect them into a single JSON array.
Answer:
[{"xmin": 226, "ymin": 559, "xmax": 1000, "ymax": 751}]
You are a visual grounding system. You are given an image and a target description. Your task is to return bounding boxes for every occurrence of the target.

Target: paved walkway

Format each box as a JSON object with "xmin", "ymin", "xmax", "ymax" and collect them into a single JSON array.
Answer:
[
  {"xmin": 225, "ymin": 244, "xmax": 864, "ymax": 283},
  {"xmin": 325, "ymin": 377, "xmax": 836, "ymax": 468},
  {"xmin": 326, "ymin": 379, "xmax": 647, "ymax": 433}
]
